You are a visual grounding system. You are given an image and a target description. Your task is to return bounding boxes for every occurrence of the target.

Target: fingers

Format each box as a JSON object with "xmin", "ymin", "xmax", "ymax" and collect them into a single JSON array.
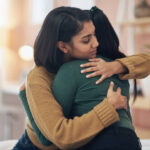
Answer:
[
  {"xmin": 122, "ymin": 96, "xmax": 127, "ymax": 110},
  {"xmin": 116, "ymin": 87, "xmax": 121, "ymax": 94},
  {"xmin": 80, "ymin": 58, "xmax": 104, "ymax": 67},
  {"xmin": 88, "ymin": 58, "xmax": 102, "ymax": 62},
  {"xmin": 116, "ymin": 87, "xmax": 127, "ymax": 110},
  {"xmin": 19, "ymin": 83, "xmax": 26, "ymax": 92},
  {"xmin": 108, "ymin": 81, "xmax": 114, "ymax": 92},
  {"xmin": 96, "ymin": 75, "xmax": 107, "ymax": 84},
  {"xmin": 80, "ymin": 62, "xmax": 96, "ymax": 68},
  {"xmin": 81, "ymin": 67, "xmax": 97, "ymax": 74},
  {"xmin": 86, "ymin": 71, "xmax": 100, "ymax": 78}
]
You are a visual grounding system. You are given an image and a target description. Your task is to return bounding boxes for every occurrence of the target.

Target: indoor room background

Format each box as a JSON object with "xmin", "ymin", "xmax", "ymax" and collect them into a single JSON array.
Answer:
[{"xmin": 0, "ymin": 0, "xmax": 150, "ymax": 141}]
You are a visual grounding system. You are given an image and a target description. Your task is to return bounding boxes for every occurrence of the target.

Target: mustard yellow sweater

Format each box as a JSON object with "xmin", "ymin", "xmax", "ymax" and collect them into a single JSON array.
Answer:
[
  {"xmin": 117, "ymin": 53, "xmax": 150, "ymax": 79},
  {"xmin": 26, "ymin": 53, "xmax": 150, "ymax": 150}
]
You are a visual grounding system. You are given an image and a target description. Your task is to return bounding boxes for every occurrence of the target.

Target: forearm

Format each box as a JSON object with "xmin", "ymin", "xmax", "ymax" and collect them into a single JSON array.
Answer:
[{"xmin": 116, "ymin": 53, "xmax": 150, "ymax": 79}]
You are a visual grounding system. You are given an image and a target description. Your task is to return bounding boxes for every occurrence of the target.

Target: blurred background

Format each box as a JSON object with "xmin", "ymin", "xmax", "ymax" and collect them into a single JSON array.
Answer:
[{"xmin": 0, "ymin": 0, "xmax": 150, "ymax": 141}]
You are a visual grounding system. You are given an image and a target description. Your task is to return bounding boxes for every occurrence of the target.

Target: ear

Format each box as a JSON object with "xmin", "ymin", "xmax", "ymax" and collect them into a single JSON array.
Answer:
[{"xmin": 57, "ymin": 41, "xmax": 70, "ymax": 54}]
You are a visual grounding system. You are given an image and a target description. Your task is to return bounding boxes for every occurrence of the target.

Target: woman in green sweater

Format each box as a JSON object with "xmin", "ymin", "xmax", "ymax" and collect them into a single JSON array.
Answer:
[{"xmin": 51, "ymin": 7, "xmax": 141, "ymax": 150}]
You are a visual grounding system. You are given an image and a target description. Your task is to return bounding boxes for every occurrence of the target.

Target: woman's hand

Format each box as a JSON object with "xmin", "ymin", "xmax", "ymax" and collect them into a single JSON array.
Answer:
[
  {"xmin": 19, "ymin": 82, "xmax": 26, "ymax": 92},
  {"xmin": 80, "ymin": 58, "xmax": 126, "ymax": 84},
  {"xmin": 107, "ymin": 82, "xmax": 127, "ymax": 110}
]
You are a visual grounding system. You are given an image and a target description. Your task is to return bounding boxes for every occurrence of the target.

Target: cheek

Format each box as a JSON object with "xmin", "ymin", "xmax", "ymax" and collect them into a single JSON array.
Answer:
[
  {"xmin": 78, "ymin": 45, "xmax": 90, "ymax": 53},
  {"xmin": 76, "ymin": 49, "xmax": 91, "ymax": 59},
  {"xmin": 77, "ymin": 49, "xmax": 89, "ymax": 56},
  {"xmin": 71, "ymin": 44, "xmax": 91, "ymax": 58},
  {"xmin": 82, "ymin": 46, "xmax": 91, "ymax": 54}
]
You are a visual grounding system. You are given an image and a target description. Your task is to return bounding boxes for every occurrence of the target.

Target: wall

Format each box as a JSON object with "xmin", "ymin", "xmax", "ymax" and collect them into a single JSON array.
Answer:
[{"xmin": 1, "ymin": 0, "xmax": 150, "ymax": 83}]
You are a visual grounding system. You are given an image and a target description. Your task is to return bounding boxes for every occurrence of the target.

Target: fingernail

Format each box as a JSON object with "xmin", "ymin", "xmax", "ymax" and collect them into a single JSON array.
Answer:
[
  {"xmin": 86, "ymin": 75, "xmax": 89, "ymax": 78},
  {"xmin": 81, "ymin": 70, "xmax": 83, "ymax": 73},
  {"xmin": 80, "ymin": 64, "xmax": 83, "ymax": 67}
]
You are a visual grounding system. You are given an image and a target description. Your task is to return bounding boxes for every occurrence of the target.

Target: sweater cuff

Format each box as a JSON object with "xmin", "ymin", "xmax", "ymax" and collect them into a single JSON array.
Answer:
[
  {"xmin": 93, "ymin": 98, "xmax": 119, "ymax": 128},
  {"xmin": 116, "ymin": 58, "xmax": 135, "ymax": 80}
]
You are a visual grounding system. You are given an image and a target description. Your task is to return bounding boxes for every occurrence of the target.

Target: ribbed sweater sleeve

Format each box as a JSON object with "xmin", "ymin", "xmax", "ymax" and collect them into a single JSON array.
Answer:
[
  {"xmin": 26, "ymin": 66, "xmax": 119, "ymax": 150},
  {"xmin": 116, "ymin": 53, "xmax": 150, "ymax": 80}
]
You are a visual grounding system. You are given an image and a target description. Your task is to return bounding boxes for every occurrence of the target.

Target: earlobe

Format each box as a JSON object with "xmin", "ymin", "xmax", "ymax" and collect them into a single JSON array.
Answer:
[{"xmin": 57, "ymin": 41, "xmax": 68, "ymax": 54}]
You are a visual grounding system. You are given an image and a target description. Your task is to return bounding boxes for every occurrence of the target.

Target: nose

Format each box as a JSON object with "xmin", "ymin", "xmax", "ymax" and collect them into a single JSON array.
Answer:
[{"xmin": 92, "ymin": 35, "xmax": 99, "ymax": 48}]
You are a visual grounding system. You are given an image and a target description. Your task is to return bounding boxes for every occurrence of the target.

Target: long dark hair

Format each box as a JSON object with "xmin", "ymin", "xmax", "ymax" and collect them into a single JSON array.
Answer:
[
  {"xmin": 89, "ymin": 7, "xmax": 125, "ymax": 60},
  {"xmin": 89, "ymin": 6, "xmax": 137, "ymax": 101},
  {"xmin": 34, "ymin": 6, "xmax": 91, "ymax": 73}
]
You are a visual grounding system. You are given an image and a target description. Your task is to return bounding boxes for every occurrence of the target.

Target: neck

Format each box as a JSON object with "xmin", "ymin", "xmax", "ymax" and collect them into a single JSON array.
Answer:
[
  {"xmin": 63, "ymin": 55, "xmax": 78, "ymax": 63},
  {"xmin": 63, "ymin": 54, "xmax": 72, "ymax": 63}
]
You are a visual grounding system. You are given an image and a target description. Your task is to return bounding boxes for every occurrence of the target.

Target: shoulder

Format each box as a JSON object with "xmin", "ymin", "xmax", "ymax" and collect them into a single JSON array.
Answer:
[
  {"xmin": 27, "ymin": 66, "xmax": 55, "ymax": 85},
  {"xmin": 54, "ymin": 60, "xmax": 88, "ymax": 83},
  {"xmin": 58, "ymin": 60, "xmax": 88, "ymax": 72}
]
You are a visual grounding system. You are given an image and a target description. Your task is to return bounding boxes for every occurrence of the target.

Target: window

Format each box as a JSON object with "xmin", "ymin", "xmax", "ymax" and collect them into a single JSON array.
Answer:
[
  {"xmin": 0, "ymin": 0, "xmax": 8, "ymax": 27},
  {"xmin": 32, "ymin": 0, "xmax": 53, "ymax": 24},
  {"xmin": 70, "ymin": 0, "xmax": 94, "ymax": 10}
]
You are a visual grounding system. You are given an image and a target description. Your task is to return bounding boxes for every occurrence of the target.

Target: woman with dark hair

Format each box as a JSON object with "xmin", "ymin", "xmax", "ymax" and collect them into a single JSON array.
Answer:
[
  {"xmin": 81, "ymin": 7, "xmax": 150, "ymax": 84},
  {"xmin": 12, "ymin": 6, "xmax": 126, "ymax": 150},
  {"xmin": 13, "ymin": 6, "xmax": 149, "ymax": 150},
  {"xmin": 89, "ymin": 7, "xmax": 125, "ymax": 60}
]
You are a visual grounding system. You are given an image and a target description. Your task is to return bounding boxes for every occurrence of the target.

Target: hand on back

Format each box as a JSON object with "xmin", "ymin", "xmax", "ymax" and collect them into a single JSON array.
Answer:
[
  {"xmin": 107, "ymin": 81, "xmax": 127, "ymax": 110},
  {"xmin": 80, "ymin": 58, "xmax": 126, "ymax": 84}
]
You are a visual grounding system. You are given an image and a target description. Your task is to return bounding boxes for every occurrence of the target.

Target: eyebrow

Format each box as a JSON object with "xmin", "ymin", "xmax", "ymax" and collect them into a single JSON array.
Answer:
[
  {"xmin": 81, "ymin": 34, "xmax": 91, "ymax": 39},
  {"xmin": 81, "ymin": 29, "xmax": 96, "ymax": 39}
]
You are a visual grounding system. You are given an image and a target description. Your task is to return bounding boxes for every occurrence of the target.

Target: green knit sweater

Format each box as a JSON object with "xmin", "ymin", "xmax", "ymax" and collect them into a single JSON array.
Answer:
[
  {"xmin": 52, "ymin": 56, "xmax": 134, "ymax": 130},
  {"xmin": 19, "ymin": 56, "xmax": 134, "ymax": 147},
  {"xmin": 18, "ymin": 53, "xmax": 150, "ymax": 149}
]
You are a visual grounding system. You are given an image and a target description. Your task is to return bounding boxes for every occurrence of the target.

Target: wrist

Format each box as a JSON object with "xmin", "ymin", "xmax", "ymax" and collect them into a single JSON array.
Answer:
[{"xmin": 113, "ymin": 61, "xmax": 127, "ymax": 74}]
